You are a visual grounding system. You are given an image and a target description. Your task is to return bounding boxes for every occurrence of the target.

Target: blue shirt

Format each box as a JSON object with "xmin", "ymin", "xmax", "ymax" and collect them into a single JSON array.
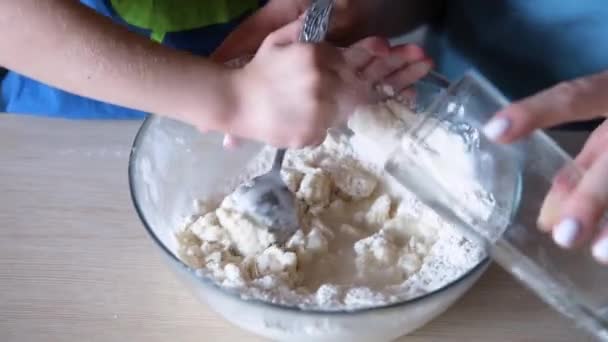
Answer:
[
  {"xmin": 427, "ymin": 0, "xmax": 608, "ymax": 101},
  {"xmin": 0, "ymin": 0, "xmax": 264, "ymax": 119}
]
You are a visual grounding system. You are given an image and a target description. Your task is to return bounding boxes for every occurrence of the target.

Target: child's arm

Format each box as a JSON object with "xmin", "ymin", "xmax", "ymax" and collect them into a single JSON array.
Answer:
[
  {"xmin": 0, "ymin": 1, "xmax": 362, "ymax": 148},
  {"xmin": 0, "ymin": 1, "xmax": 232, "ymax": 130}
]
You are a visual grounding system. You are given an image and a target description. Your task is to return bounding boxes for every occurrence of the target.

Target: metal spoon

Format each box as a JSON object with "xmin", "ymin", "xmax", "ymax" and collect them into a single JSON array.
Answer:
[
  {"xmin": 231, "ymin": 149, "xmax": 297, "ymax": 244},
  {"xmin": 231, "ymin": 0, "xmax": 335, "ymax": 244}
]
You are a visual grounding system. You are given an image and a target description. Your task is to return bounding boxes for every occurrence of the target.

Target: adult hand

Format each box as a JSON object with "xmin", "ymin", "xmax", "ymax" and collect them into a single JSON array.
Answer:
[
  {"xmin": 482, "ymin": 70, "xmax": 608, "ymax": 264},
  {"xmin": 342, "ymin": 38, "xmax": 432, "ymax": 99},
  {"xmin": 214, "ymin": 0, "xmax": 432, "ymax": 148},
  {"xmin": 222, "ymin": 34, "xmax": 431, "ymax": 148}
]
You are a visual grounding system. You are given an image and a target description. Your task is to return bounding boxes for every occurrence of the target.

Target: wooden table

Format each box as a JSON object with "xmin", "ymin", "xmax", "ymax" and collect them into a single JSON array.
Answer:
[{"xmin": 0, "ymin": 115, "xmax": 597, "ymax": 341}]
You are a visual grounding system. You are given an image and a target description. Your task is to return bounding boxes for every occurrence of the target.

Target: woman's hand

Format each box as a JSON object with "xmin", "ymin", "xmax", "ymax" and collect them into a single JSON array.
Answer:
[
  {"xmin": 482, "ymin": 70, "xmax": 608, "ymax": 264},
  {"xmin": 343, "ymin": 38, "xmax": 432, "ymax": 97}
]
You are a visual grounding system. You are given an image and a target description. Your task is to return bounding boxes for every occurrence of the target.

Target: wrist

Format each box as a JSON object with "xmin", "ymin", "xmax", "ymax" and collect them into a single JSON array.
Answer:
[
  {"xmin": 175, "ymin": 62, "xmax": 240, "ymax": 133},
  {"xmin": 218, "ymin": 67, "xmax": 243, "ymax": 133},
  {"xmin": 220, "ymin": 66, "xmax": 255, "ymax": 135}
]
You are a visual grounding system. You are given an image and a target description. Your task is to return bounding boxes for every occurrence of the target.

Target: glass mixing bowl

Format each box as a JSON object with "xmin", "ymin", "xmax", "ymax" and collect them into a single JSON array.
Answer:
[{"xmin": 128, "ymin": 74, "xmax": 490, "ymax": 342}]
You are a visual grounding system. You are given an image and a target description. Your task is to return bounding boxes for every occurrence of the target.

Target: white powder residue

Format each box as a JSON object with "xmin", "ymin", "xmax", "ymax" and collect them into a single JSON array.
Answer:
[{"xmin": 175, "ymin": 99, "xmax": 489, "ymax": 311}]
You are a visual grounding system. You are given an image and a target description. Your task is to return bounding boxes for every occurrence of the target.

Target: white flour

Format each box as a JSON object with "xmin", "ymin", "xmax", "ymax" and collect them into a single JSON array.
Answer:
[{"xmin": 176, "ymin": 99, "xmax": 487, "ymax": 311}]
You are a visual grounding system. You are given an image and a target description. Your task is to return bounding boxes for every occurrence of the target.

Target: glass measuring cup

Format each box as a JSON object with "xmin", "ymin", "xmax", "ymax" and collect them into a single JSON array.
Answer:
[{"xmin": 385, "ymin": 71, "xmax": 608, "ymax": 340}]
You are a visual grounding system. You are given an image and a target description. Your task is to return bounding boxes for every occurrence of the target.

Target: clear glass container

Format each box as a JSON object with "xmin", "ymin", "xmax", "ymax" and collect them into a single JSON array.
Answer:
[
  {"xmin": 127, "ymin": 73, "xmax": 490, "ymax": 341},
  {"xmin": 385, "ymin": 71, "xmax": 608, "ymax": 340}
]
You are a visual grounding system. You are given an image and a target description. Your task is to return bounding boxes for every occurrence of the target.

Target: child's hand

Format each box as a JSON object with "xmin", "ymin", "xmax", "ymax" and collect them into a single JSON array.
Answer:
[{"xmin": 223, "ymin": 20, "xmax": 363, "ymax": 148}]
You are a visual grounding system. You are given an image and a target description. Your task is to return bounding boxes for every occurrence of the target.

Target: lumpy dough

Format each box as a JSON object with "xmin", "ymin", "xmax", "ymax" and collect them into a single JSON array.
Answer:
[
  {"xmin": 215, "ymin": 196, "xmax": 277, "ymax": 257},
  {"xmin": 175, "ymin": 99, "xmax": 486, "ymax": 310}
]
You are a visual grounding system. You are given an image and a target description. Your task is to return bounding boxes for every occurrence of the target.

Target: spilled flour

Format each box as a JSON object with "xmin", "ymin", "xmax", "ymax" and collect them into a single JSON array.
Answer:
[{"xmin": 176, "ymin": 99, "xmax": 488, "ymax": 311}]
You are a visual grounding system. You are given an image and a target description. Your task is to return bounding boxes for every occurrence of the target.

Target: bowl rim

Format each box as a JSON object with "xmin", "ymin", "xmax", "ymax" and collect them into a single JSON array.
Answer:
[{"xmin": 127, "ymin": 73, "xmax": 491, "ymax": 315}]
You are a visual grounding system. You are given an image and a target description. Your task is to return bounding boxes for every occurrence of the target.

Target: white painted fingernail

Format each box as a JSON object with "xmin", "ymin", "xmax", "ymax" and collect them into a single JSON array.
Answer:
[
  {"xmin": 482, "ymin": 117, "xmax": 510, "ymax": 141},
  {"xmin": 552, "ymin": 218, "xmax": 580, "ymax": 248},
  {"xmin": 592, "ymin": 238, "xmax": 608, "ymax": 264}
]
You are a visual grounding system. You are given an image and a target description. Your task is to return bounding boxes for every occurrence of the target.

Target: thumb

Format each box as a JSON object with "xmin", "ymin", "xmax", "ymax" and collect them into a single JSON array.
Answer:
[{"xmin": 212, "ymin": 2, "xmax": 297, "ymax": 62}]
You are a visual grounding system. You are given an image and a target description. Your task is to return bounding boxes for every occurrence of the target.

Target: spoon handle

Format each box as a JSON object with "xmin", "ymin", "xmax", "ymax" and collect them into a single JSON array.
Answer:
[
  {"xmin": 272, "ymin": 149, "xmax": 287, "ymax": 173},
  {"xmin": 271, "ymin": 2, "xmax": 334, "ymax": 173},
  {"xmin": 299, "ymin": 0, "xmax": 334, "ymax": 43},
  {"xmin": 272, "ymin": 2, "xmax": 333, "ymax": 174}
]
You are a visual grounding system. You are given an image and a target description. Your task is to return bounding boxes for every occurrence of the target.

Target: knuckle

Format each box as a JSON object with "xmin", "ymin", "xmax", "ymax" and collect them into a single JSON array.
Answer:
[
  {"xmin": 506, "ymin": 102, "xmax": 530, "ymax": 122},
  {"xmin": 552, "ymin": 81, "xmax": 577, "ymax": 96},
  {"xmin": 570, "ymin": 189, "xmax": 606, "ymax": 222},
  {"xmin": 552, "ymin": 165, "xmax": 581, "ymax": 192},
  {"xmin": 569, "ymin": 77, "xmax": 594, "ymax": 94},
  {"xmin": 505, "ymin": 102, "xmax": 537, "ymax": 132},
  {"xmin": 550, "ymin": 81, "xmax": 581, "ymax": 110}
]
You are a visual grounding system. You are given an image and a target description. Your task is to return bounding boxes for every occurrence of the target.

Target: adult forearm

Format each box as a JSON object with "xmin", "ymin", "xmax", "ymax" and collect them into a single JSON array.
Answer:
[{"xmin": 0, "ymin": 1, "xmax": 233, "ymax": 128}]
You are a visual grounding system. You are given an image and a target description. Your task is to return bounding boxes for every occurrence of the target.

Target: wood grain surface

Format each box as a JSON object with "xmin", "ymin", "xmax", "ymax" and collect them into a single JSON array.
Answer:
[{"xmin": 0, "ymin": 115, "xmax": 596, "ymax": 341}]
